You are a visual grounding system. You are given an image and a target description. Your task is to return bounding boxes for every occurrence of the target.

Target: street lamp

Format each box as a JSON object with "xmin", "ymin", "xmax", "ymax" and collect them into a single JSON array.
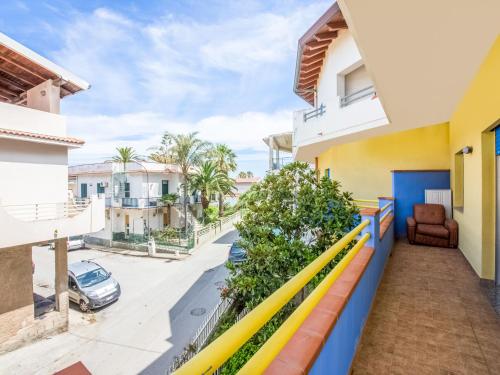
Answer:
[{"xmin": 134, "ymin": 159, "xmax": 150, "ymax": 240}]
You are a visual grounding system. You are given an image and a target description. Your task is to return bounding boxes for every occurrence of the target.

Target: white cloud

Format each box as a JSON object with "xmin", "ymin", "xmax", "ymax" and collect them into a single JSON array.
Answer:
[
  {"xmin": 68, "ymin": 110, "xmax": 292, "ymax": 166},
  {"xmin": 52, "ymin": 1, "xmax": 330, "ymax": 175},
  {"xmin": 53, "ymin": 2, "xmax": 328, "ymax": 113}
]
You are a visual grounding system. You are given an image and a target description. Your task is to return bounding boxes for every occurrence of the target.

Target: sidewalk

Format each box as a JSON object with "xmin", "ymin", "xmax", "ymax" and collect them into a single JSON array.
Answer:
[{"xmin": 88, "ymin": 245, "xmax": 189, "ymax": 261}]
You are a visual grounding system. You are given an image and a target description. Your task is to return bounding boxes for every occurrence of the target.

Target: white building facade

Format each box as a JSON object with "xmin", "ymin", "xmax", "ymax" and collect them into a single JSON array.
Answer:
[
  {"xmin": 0, "ymin": 32, "xmax": 104, "ymax": 353},
  {"xmin": 69, "ymin": 162, "xmax": 185, "ymax": 245},
  {"xmin": 292, "ymin": 11, "xmax": 388, "ymax": 163}
]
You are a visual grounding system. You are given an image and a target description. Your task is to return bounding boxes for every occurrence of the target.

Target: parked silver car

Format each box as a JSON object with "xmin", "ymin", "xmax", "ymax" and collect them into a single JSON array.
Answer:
[
  {"xmin": 50, "ymin": 235, "xmax": 85, "ymax": 251},
  {"xmin": 68, "ymin": 260, "xmax": 121, "ymax": 312}
]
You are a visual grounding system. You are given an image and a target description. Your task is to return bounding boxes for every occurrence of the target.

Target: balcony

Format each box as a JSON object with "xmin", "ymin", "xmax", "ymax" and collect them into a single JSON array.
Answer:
[
  {"xmin": 121, "ymin": 197, "xmax": 159, "ymax": 208},
  {"xmin": 174, "ymin": 198, "xmax": 395, "ymax": 374},
  {"xmin": 173, "ymin": 196, "xmax": 500, "ymax": 374},
  {"xmin": 340, "ymin": 85, "xmax": 375, "ymax": 107},
  {"xmin": 351, "ymin": 241, "xmax": 500, "ymax": 374},
  {"xmin": 293, "ymin": 90, "xmax": 388, "ymax": 163},
  {"xmin": 0, "ymin": 101, "xmax": 66, "ymax": 138},
  {"xmin": 271, "ymin": 156, "xmax": 293, "ymax": 171},
  {"xmin": 0, "ymin": 195, "xmax": 105, "ymax": 248}
]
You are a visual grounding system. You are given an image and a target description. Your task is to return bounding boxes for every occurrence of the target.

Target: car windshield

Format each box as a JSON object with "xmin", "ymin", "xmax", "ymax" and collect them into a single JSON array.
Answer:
[
  {"xmin": 69, "ymin": 236, "xmax": 82, "ymax": 241},
  {"xmin": 230, "ymin": 245, "xmax": 245, "ymax": 255},
  {"xmin": 76, "ymin": 268, "xmax": 109, "ymax": 288}
]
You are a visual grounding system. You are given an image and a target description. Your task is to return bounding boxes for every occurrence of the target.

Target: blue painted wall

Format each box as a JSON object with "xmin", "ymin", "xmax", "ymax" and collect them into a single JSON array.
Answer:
[
  {"xmin": 310, "ymin": 221, "xmax": 394, "ymax": 375},
  {"xmin": 495, "ymin": 127, "xmax": 500, "ymax": 155},
  {"xmin": 392, "ymin": 170, "xmax": 450, "ymax": 238}
]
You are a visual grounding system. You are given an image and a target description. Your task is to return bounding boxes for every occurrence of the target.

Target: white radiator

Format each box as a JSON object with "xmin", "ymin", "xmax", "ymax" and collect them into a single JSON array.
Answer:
[{"xmin": 425, "ymin": 189, "xmax": 452, "ymax": 218}]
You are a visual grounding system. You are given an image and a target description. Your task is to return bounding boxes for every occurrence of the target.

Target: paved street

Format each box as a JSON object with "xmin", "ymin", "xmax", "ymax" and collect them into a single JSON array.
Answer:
[{"xmin": 0, "ymin": 230, "xmax": 238, "ymax": 375}]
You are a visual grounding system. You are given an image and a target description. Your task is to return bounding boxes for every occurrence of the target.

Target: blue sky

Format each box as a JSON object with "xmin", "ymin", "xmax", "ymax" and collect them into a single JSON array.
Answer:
[{"xmin": 1, "ymin": 0, "xmax": 329, "ymax": 177}]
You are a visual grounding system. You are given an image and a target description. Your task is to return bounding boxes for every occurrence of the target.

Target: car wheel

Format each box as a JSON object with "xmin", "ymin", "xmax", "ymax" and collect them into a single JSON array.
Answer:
[{"xmin": 79, "ymin": 299, "xmax": 90, "ymax": 312}]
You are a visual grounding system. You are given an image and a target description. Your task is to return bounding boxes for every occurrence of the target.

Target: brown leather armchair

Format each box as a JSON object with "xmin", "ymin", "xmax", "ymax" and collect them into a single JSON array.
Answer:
[{"xmin": 407, "ymin": 204, "xmax": 458, "ymax": 248}]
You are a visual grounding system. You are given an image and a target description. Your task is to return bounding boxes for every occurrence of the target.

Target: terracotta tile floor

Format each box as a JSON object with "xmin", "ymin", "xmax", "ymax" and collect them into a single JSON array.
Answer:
[{"xmin": 352, "ymin": 241, "xmax": 500, "ymax": 375}]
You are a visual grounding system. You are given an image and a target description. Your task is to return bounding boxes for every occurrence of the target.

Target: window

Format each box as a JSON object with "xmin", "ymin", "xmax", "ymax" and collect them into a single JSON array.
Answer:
[
  {"xmin": 97, "ymin": 182, "xmax": 105, "ymax": 194},
  {"xmin": 324, "ymin": 168, "xmax": 331, "ymax": 179},
  {"xmin": 339, "ymin": 64, "xmax": 375, "ymax": 107},
  {"xmin": 162, "ymin": 180, "xmax": 169, "ymax": 195},
  {"xmin": 454, "ymin": 152, "xmax": 464, "ymax": 207},
  {"xmin": 81, "ymin": 183, "xmax": 88, "ymax": 198},
  {"xmin": 124, "ymin": 182, "xmax": 130, "ymax": 198},
  {"xmin": 68, "ymin": 277, "xmax": 77, "ymax": 290}
]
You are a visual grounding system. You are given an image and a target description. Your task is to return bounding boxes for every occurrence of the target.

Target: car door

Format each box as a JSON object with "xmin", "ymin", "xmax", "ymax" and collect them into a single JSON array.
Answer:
[{"xmin": 68, "ymin": 276, "xmax": 80, "ymax": 302}]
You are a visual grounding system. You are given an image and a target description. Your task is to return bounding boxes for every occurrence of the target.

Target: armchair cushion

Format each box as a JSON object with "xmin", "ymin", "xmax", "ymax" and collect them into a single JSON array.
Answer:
[
  {"xmin": 417, "ymin": 224, "xmax": 449, "ymax": 239},
  {"xmin": 406, "ymin": 217, "xmax": 417, "ymax": 243},
  {"xmin": 444, "ymin": 218, "xmax": 459, "ymax": 248},
  {"xmin": 414, "ymin": 204, "xmax": 445, "ymax": 225}
]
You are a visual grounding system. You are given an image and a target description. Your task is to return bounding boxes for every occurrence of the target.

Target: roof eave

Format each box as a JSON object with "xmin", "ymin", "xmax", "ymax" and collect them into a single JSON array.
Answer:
[{"xmin": 0, "ymin": 32, "xmax": 90, "ymax": 92}]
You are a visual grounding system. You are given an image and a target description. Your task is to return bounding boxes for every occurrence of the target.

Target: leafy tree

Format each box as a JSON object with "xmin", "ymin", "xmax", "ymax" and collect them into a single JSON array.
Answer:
[
  {"xmin": 203, "ymin": 206, "xmax": 219, "ymax": 224},
  {"xmin": 246, "ymin": 171, "xmax": 254, "ymax": 178},
  {"xmin": 221, "ymin": 162, "xmax": 359, "ymax": 371},
  {"xmin": 160, "ymin": 193, "xmax": 179, "ymax": 206},
  {"xmin": 191, "ymin": 161, "xmax": 234, "ymax": 210},
  {"xmin": 237, "ymin": 171, "xmax": 247, "ymax": 178},
  {"xmin": 149, "ymin": 145, "xmax": 172, "ymax": 164},
  {"xmin": 112, "ymin": 146, "xmax": 139, "ymax": 174},
  {"xmin": 151, "ymin": 132, "xmax": 210, "ymax": 229},
  {"xmin": 209, "ymin": 144, "xmax": 237, "ymax": 216}
]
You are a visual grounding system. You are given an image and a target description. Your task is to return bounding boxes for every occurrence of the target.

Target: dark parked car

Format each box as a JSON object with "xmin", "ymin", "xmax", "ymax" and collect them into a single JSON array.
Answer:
[{"xmin": 228, "ymin": 242, "xmax": 247, "ymax": 264}]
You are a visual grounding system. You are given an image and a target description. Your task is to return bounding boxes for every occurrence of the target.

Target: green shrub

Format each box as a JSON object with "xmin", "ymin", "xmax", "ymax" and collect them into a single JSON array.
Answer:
[
  {"xmin": 217, "ymin": 162, "xmax": 359, "ymax": 372},
  {"xmin": 203, "ymin": 206, "xmax": 219, "ymax": 224}
]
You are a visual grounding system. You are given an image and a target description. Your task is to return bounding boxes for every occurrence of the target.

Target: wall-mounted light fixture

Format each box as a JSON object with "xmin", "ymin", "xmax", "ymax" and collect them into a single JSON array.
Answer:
[{"xmin": 462, "ymin": 146, "xmax": 473, "ymax": 154}]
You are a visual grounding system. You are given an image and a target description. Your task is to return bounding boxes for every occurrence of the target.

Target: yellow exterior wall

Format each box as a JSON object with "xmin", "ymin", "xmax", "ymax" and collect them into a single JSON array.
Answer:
[
  {"xmin": 317, "ymin": 123, "xmax": 450, "ymax": 199},
  {"xmin": 316, "ymin": 37, "xmax": 500, "ymax": 279},
  {"xmin": 449, "ymin": 36, "xmax": 500, "ymax": 279}
]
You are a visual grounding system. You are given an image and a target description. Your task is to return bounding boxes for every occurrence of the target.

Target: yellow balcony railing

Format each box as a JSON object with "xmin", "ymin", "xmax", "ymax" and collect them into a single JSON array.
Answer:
[
  {"xmin": 174, "ymin": 219, "xmax": 370, "ymax": 375},
  {"xmin": 353, "ymin": 198, "xmax": 378, "ymax": 209}
]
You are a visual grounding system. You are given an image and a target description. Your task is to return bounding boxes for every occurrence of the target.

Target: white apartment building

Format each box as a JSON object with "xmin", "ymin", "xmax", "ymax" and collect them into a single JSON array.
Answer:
[
  {"xmin": 0, "ymin": 32, "xmax": 104, "ymax": 352},
  {"xmin": 69, "ymin": 161, "xmax": 185, "ymax": 245}
]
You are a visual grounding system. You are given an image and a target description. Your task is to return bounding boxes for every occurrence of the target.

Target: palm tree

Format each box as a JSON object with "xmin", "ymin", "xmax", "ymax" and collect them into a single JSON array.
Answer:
[
  {"xmin": 209, "ymin": 144, "xmax": 237, "ymax": 216},
  {"xmin": 238, "ymin": 171, "xmax": 247, "ymax": 178},
  {"xmin": 153, "ymin": 132, "xmax": 210, "ymax": 229},
  {"xmin": 112, "ymin": 146, "xmax": 139, "ymax": 174},
  {"xmin": 246, "ymin": 171, "xmax": 254, "ymax": 178},
  {"xmin": 191, "ymin": 161, "xmax": 234, "ymax": 211},
  {"xmin": 148, "ymin": 145, "xmax": 172, "ymax": 164}
]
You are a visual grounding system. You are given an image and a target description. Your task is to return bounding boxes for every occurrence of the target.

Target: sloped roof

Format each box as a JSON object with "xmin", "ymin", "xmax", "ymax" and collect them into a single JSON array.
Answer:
[
  {"xmin": 0, "ymin": 127, "xmax": 84, "ymax": 147},
  {"xmin": 294, "ymin": 3, "xmax": 346, "ymax": 105},
  {"xmin": 0, "ymin": 32, "xmax": 90, "ymax": 105}
]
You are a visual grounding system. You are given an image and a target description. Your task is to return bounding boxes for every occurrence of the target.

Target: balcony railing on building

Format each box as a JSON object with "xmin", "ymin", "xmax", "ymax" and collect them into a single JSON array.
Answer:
[
  {"xmin": 173, "ymin": 198, "xmax": 395, "ymax": 375},
  {"xmin": 340, "ymin": 85, "xmax": 376, "ymax": 107},
  {"xmin": 2, "ymin": 199, "xmax": 91, "ymax": 221},
  {"xmin": 303, "ymin": 103, "xmax": 326, "ymax": 122},
  {"xmin": 272, "ymin": 156, "xmax": 293, "ymax": 171},
  {"xmin": 0, "ymin": 195, "xmax": 105, "ymax": 248},
  {"xmin": 121, "ymin": 197, "xmax": 159, "ymax": 208}
]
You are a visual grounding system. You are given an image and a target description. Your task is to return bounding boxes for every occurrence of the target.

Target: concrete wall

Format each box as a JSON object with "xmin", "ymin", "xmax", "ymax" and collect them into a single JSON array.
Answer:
[
  {"xmin": 317, "ymin": 123, "xmax": 450, "ymax": 199},
  {"xmin": 448, "ymin": 36, "xmax": 500, "ymax": 279},
  {"xmin": 0, "ymin": 245, "xmax": 33, "ymax": 315},
  {"xmin": 0, "ymin": 100, "xmax": 66, "ymax": 137},
  {"xmin": 0, "ymin": 244, "xmax": 68, "ymax": 354},
  {"xmin": 0, "ymin": 139, "xmax": 68, "ymax": 205}
]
